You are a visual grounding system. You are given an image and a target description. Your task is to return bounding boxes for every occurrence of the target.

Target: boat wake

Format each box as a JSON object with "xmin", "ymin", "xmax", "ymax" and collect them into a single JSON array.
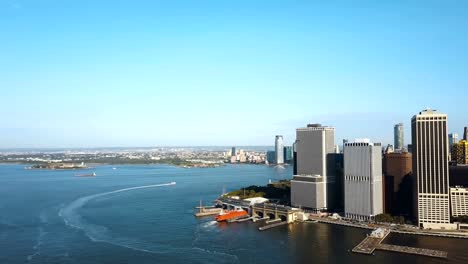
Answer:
[{"xmin": 58, "ymin": 182, "xmax": 176, "ymax": 253}]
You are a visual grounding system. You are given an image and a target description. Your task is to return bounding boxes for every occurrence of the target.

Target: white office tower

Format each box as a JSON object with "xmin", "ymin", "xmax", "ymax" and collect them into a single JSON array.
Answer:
[
  {"xmin": 291, "ymin": 124, "xmax": 336, "ymax": 212},
  {"xmin": 344, "ymin": 139, "xmax": 383, "ymax": 221},
  {"xmin": 412, "ymin": 109, "xmax": 455, "ymax": 229},
  {"xmin": 275, "ymin": 135, "xmax": 284, "ymax": 164}
]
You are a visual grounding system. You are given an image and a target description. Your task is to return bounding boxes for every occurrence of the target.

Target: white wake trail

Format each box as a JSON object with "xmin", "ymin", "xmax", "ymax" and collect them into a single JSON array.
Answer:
[{"xmin": 58, "ymin": 182, "xmax": 176, "ymax": 251}]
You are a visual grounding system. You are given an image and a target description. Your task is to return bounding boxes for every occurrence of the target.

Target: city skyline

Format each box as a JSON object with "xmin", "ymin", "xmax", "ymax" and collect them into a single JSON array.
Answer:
[{"xmin": 1, "ymin": 1, "xmax": 468, "ymax": 148}]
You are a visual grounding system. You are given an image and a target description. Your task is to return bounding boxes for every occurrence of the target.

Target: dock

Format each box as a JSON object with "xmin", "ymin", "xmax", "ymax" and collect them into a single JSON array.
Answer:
[
  {"xmin": 259, "ymin": 221, "xmax": 288, "ymax": 231},
  {"xmin": 194, "ymin": 208, "xmax": 222, "ymax": 217},
  {"xmin": 352, "ymin": 229, "xmax": 390, "ymax": 254},
  {"xmin": 377, "ymin": 244, "xmax": 448, "ymax": 258},
  {"xmin": 352, "ymin": 228, "xmax": 448, "ymax": 259},
  {"xmin": 194, "ymin": 200, "xmax": 222, "ymax": 217}
]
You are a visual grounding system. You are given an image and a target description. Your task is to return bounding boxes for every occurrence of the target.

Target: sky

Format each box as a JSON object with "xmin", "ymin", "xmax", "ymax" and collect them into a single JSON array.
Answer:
[{"xmin": 1, "ymin": 0, "xmax": 467, "ymax": 148}]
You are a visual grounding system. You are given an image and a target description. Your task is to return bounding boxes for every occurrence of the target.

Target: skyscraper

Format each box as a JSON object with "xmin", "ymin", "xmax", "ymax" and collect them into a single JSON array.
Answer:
[
  {"xmin": 412, "ymin": 109, "xmax": 454, "ymax": 229},
  {"xmin": 283, "ymin": 146, "xmax": 293, "ymax": 164},
  {"xmin": 464, "ymin": 127, "xmax": 468, "ymax": 141},
  {"xmin": 344, "ymin": 139, "xmax": 383, "ymax": 221},
  {"xmin": 449, "ymin": 133, "xmax": 459, "ymax": 147},
  {"xmin": 275, "ymin": 135, "xmax": 284, "ymax": 164},
  {"xmin": 383, "ymin": 152, "xmax": 412, "ymax": 216},
  {"xmin": 231, "ymin": 147, "xmax": 236, "ymax": 157},
  {"xmin": 394, "ymin": 123, "xmax": 404, "ymax": 150},
  {"xmin": 291, "ymin": 124, "xmax": 336, "ymax": 212}
]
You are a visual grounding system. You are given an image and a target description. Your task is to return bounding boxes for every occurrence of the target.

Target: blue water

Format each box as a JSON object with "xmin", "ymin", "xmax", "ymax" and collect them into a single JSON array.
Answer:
[{"xmin": 0, "ymin": 164, "xmax": 467, "ymax": 264}]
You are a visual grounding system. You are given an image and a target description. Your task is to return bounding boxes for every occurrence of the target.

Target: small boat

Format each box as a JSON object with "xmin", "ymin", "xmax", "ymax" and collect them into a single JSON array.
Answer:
[
  {"xmin": 112, "ymin": 168, "xmax": 117, "ymax": 170},
  {"xmin": 75, "ymin": 172, "xmax": 96, "ymax": 177},
  {"xmin": 215, "ymin": 207, "xmax": 248, "ymax": 222}
]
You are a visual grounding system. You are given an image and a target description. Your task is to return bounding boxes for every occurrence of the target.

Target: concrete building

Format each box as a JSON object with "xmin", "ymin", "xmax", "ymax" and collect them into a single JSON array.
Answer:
[
  {"xmin": 450, "ymin": 187, "xmax": 468, "ymax": 217},
  {"xmin": 412, "ymin": 109, "xmax": 454, "ymax": 229},
  {"xmin": 383, "ymin": 152, "xmax": 412, "ymax": 215},
  {"xmin": 291, "ymin": 124, "xmax": 336, "ymax": 212},
  {"xmin": 344, "ymin": 139, "xmax": 383, "ymax": 221},
  {"xmin": 451, "ymin": 140, "xmax": 468, "ymax": 165},
  {"xmin": 275, "ymin": 135, "xmax": 284, "ymax": 164},
  {"xmin": 394, "ymin": 123, "xmax": 404, "ymax": 151}
]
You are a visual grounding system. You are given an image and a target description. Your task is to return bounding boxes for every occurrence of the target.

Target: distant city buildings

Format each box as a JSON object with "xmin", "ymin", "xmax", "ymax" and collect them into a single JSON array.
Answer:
[
  {"xmin": 450, "ymin": 187, "xmax": 468, "ymax": 217},
  {"xmin": 394, "ymin": 123, "xmax": 404, "ymax": 151},
  {"xmin": 275, "ymin": 135, "xmax": 284, "ymax": 164},
  {"xmin": 344, "ymin": 139, "xmax": 383, "ymax": 221},
  {"xmin": 291, "ymin": 124, "xmax": 336, "ymax": 212},
  {"xmin": 412, "ymin": 109, "xmax": 453, "ymax": 229},
  {"xmin": 231, "ymin": 147, "xmax": 236, "ymax": 157},
  {"xmin": 464, "ymin": 127, "xmax": 468, "ymax": 141}
]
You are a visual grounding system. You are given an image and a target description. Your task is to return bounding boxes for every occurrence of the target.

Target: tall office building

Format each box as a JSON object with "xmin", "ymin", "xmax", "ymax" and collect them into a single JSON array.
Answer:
[
  {"xmin": 344, "ymin": 139, "xmax": 383, "ymax": 221},
  {"xmin": 394, "ymin": 123, "xmax": 404, "ymax": 151},
  {"xmin": 383, "ymin": 152, "xmax": 412, "ymax": 215},
  {"xmin": 283, "ymin": 146, "xmax": 293, "ymax": 164},
  {"xmin": 275, "ymin": 135, "xmax": 284, "ymax": 164},
  {"xmin": 292, "ymin": 140, "xmax": 298, "ymax": 175},
  {"xmin": 449, "ymin": 133, "xmax": 459, "ymax": 147},
  {"xmin": 464, "ymin": 127, "xmax": 468, "ymax": 141},
  {"xmin": 291, "ymin": 124, "xmax": 336, "ymax": 212},
  {"xmin": 231, "ymin": 147, "xmax": 236, "ymax": 157},
  {"xmin": 412, "ymin": 109, "xmax": 454, "ymax": 229}
]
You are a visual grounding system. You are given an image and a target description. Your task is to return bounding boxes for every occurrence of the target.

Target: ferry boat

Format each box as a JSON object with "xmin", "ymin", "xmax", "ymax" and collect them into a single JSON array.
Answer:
[{"xmin": 215, "ymin": 207, "xmax": 248, "ymax": 222}]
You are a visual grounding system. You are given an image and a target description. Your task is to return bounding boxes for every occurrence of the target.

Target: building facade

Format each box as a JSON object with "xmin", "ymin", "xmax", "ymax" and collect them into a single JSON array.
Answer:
[
  {"xmin": 394, "ymin": 123, "xmax": 404, "ymax": 151},
  {"xmin": 450, "ymin": 187, "xmax": 468, "ymax": 217},
  {"xmin": 266, "ymin": 151, "xmax": 276, "ymax": 165},
  {"xmin": 464, "ymin": 127, "xmax": 468, "ymax": 141},
  {"xmin": 412, "ymin": 109, "xmax": 453, "ymax": 229},
  {"xmin": 451, "ymin": 140, "xmax": 468, "ymax": 165},
  {"xmin": 449, "ymin": 133, "xmax": 459, "ymax": 147},
  {"xmin": 283, "ymin": 146, "xmax": 293, "ymax": 164},
  {"xmin": 291, "ymin": 124, "xmax": 336, "ymax": 212},
  {"xmin": 383, "ymin": 152, "xmax": 412, "ymax": 215},
  {"xmin": 275, "ymin": 135, "xmax": 284, "ymax": 164},
  {"xmin": 344, "ymin": 139, "xmax": 383, "ymax": 221}
]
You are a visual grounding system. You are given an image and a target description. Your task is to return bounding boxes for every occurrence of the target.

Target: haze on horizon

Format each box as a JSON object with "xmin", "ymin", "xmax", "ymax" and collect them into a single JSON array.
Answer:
[{"xmin": 1, "ymin": 0, "xmax": 467, "ymax": 148}]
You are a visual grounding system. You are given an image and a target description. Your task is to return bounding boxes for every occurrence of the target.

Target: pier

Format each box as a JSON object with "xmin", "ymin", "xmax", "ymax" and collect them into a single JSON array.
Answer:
[
  {"xmin": 259, "ymin": 221, "xmax": 289, "ymax": 231},
  {"xmin": 194, "ymin": 201, "xmax": 222, "ymax": 217},
  {"xmin": 377, "ymin": 244, "xmax": 448, "ymax": 258},
  {"xmin": 352, "ymin": 228, "xmax": 390, "ymax": 254},
  {"xmin": 352, "ymin": 228, "xmax": 448, "ymax": 259}
]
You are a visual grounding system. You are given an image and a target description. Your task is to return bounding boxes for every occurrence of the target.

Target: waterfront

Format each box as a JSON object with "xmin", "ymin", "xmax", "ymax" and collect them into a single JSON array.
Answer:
[{"xmin": 1, "ymin": 164, "xmax": 467, "ymax": 264}]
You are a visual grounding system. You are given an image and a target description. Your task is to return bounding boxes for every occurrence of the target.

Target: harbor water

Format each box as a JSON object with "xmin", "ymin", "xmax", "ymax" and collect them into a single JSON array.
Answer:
[{"xmin": 0, "ymin": 164, "xmax": 467, "ymax": 264}]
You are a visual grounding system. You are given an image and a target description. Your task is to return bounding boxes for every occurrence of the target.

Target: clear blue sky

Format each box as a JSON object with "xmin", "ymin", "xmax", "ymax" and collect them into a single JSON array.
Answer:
[{"xmin": 1, "ymin": 0, "xmax": 467, "ymax": 148}]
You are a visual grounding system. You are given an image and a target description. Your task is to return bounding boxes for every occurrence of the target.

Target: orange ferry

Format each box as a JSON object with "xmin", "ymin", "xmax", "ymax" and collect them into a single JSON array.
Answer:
[{"xmin": 215, "ymin": 207, "xmax": 248, "ymax": 222}]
